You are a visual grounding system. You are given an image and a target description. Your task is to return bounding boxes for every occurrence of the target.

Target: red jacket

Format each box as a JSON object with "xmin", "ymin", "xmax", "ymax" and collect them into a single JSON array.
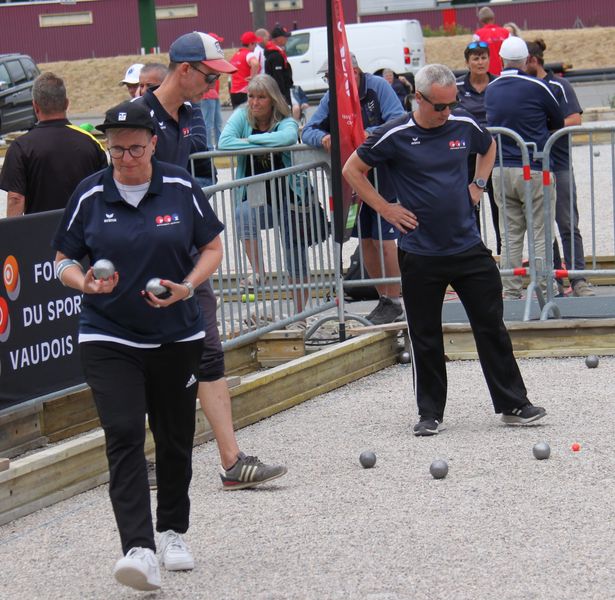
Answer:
[{"xmin": 474, "ymin": 24, "xmax": 510, "ymax": 76}]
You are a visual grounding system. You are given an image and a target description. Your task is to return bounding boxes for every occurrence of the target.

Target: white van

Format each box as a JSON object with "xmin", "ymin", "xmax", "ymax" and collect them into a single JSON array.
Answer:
[{"xmin": 286, "ymin": 20, "xmax": 425, "ymax": 95}]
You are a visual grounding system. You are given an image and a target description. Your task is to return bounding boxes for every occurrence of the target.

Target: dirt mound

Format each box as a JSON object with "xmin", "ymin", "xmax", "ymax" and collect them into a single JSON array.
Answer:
[{"xmin": 39, "ymin": 27, "xmax": 615, "ymax": 116}]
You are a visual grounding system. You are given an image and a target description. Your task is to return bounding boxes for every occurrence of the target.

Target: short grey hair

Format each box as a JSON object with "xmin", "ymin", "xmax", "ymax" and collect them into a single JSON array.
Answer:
[
  {"xmin": 246, "ymin": 74, "xmax": 291, "ymax": 129},
  {"xmin": 502, "ymin": 58, "xmax": 527, "ymax": 70},
  {"xmin": 140, "ymin": 63, "xmax": 168, "ymax": 82},
  {"xmin": 414, "ymin": 64, "xmax": 456, "ymax": 96},
  {"xmin": 382, "ymin": 68, "xmax": 394, "ymax": 77},
  {"xmin": 33, "ymin": 72, "xmax": 68, "ymax": 114}
]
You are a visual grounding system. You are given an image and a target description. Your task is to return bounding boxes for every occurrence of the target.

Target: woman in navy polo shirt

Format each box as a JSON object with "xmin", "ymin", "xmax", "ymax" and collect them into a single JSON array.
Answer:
[
  {"xmin": 52, "ymin": 101, "xmax": 223, "ymax": 592},
  {"xmin": 457, "ymin": 41, "xmax": 501, "ymax": 254}
]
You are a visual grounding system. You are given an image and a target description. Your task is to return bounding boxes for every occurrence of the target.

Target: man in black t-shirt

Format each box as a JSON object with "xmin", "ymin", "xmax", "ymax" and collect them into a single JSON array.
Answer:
[
  {"xmin": 0, "ymin": 72, "xmax": 107, "ymax": 217},
  {"xmin": 343, "ymin": 64, "xmax": 547, "ymax": 436}
]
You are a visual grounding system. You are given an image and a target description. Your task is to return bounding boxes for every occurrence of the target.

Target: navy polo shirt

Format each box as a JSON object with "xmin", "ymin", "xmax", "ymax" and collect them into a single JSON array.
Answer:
[
  {"xmin": 357, "ymin": 110, "xmax": 493, "ymax": 256},
  {"xmin": 456, "ymin": 73, "xmax": 495, "ymax": 128},
  {"xmin": 485, "ymin": 69, "xmax": 565, "ymax": 170},
  {"xmin": 544, "ymin": 71, "xmax": 582, "ymax": 172},
  {"xmin": 52, "ymin": 158, "xmax": 224, "ymax": 345}
]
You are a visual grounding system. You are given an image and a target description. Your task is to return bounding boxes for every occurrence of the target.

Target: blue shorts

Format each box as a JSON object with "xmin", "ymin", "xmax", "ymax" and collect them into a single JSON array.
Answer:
[{"xmin": 354, "ymin": 202, "xmax": 400, "ymax": 241}]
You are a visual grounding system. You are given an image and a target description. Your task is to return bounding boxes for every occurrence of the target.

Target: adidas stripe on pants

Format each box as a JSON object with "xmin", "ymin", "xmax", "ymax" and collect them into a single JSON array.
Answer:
[{"xmin": 80, "ymin": 339, "xmax": 202, "ymax": 554}]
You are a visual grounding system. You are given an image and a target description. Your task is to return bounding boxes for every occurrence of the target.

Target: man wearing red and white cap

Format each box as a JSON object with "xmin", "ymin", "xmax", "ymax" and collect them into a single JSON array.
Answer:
[{"xmin": 229, "ymin": 31, "xmax": 262, "ymax": 108}]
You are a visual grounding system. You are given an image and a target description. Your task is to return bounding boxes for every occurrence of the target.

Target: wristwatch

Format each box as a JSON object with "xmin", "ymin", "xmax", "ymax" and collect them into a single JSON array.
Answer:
[
  {"xmin": 472, "ymin": 178, "xmax": 487, "ymax": 190},
  {"xmin": 181, "ymin": 281, "xmax": 194, "ymax": 300}
]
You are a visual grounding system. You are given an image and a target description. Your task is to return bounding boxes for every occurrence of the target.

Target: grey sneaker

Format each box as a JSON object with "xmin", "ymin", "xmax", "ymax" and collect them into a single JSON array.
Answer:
[
  {"xmin": 158, "ymin": 530, "xmax": 194, "ymax": 571},
  {"xmin": 146, "ymin": 459, "xmax": 157, "ymax": 490},
  {"xmin": 367, "ymin": 296, "xmax": 404, "ymax": 325},
  {"xmin": 413, "ymin": 417, "xmax": 443, "ymax": 436},
  {"xmin": 572, "ymin": 280, "xmax": 595, "ymax": 297},
  {"xmin": 113, "ymin": 547, "xmax": 160, "ymax": 591},
  {"xmin": 501, "ymin": 403, "xmax": 546, "ymax": 425},
  {"xmin": 219, "ymin": 452, "xmax": 287, "ymax": 490}
]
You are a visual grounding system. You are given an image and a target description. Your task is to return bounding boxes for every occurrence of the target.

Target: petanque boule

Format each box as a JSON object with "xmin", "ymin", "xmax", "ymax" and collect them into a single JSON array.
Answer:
[
  {"xmin": 585, "ymin": 355, "xmax": 599, "ymax": 368},
  {"xmin": 430, "ymin": 459, "xmax": 448, "ymax": 479},
  {"xmin": 532, "ymin": 442, "xmax": 551, "ymax": 460},
  {"xmin": 593, "ymin": 150, "xmax": 600, "ymax": 157},
  {"xmin": 399, "ymin": 350, "xmax": 411, "ymax": 364},
  {"xmin": 92, "ymin": 259, "xmax": 115, "ymax": 280},
  {"xmin": 145, "ymin": 277, "xmax": 172, "ymax": 299},
  {"xmin": 359, "ymin": 451, "xmax": 377, "ymax": 468}
]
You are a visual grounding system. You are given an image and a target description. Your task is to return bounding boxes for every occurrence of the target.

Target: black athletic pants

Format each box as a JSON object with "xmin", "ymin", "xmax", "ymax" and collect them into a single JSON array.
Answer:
[
  {"xmin": 81, "ymin": 339, "xmax": 202, "ymax": 554},
  {"xmin": 398, "ymin": 242, "xmax": 528, "ymax": 422}
]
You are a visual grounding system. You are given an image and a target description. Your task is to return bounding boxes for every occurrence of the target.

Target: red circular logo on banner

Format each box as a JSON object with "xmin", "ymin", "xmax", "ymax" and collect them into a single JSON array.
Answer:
[
  {"xmin": 3, "ymin": 255, "xmax": 20, "ymax": 301},
  {"xmin": 0, "ymin": 297, "xmax": 10, "ymax": 342}
]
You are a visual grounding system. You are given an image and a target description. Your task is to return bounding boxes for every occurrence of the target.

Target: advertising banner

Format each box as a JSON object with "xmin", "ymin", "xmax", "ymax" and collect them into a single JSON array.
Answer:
[{"xmin": 0, "ymin": 211, "xmax": 84, "ymax": 410}]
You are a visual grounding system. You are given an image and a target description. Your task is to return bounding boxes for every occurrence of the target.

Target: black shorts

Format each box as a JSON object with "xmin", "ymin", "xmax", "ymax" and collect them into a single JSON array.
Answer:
[{"xmin": 196, "ymin": 280, "xmax": 225, "ymax": 381}]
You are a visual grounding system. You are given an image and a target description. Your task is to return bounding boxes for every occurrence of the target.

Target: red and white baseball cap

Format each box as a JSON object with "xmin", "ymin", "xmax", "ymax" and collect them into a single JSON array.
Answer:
[{"xmin": 169, "ymin": 31, "xmax": 236, "ymax": 73}]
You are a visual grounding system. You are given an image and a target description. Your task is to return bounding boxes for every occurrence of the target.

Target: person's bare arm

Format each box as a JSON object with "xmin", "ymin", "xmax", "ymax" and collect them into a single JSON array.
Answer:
[
  {"xmin": 7, "ymin": 191, "xmax": 25, "ymax": 217},
  {"xmin": 565, "ymin": 112, "xmax": 582, "ymax": 127},
  {"xmin": 343, "ymin": 151, "xmax": 418, "ymax": 234},
  {"xmin": 469, "ymin": 138, "xmax": 497, "ymax": 206}
]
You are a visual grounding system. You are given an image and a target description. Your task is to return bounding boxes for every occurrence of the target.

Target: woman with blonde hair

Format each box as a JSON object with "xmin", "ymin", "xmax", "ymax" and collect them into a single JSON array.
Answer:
[{"xmin": 220, "ymin": 74, "xmax": 315, "ymax": 312}]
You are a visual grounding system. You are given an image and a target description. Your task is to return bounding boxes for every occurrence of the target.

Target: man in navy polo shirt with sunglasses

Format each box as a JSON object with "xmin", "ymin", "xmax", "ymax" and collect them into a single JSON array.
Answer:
[
  {"xmin": 136, "ymin": 31, "xmax": 287, "ymax": 489},
  {"xmin": 343, "ymin": 64, "xmax": 546, "ymax": 436}
]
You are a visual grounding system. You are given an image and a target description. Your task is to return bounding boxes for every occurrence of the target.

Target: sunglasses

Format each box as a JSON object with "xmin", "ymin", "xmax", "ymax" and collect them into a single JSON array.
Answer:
[
  {"xmin": 189, "ymin": 64, "xmax": 220, "ymax": 84},
  {"xmin": 466, "ymin": 41, "xmax": 489, "ymax": 50},
  {"xmin": 419, "ymin": 92, "xmax": 459, "ymax": 112}
]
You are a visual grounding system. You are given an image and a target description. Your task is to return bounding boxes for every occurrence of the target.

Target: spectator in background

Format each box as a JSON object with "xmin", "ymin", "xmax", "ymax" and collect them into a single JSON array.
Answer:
[
  {"xmin": 485, "ymin": 36, "xmax": 565, "ymax": 299},
  {"xmin": 382, "ymin": 68, "xmax": 411, "ymax": 107},
  {"xmin": 503, "ymin": 22, "xmax": 522, "ymax": 37},
  {"xmin": 473, "ymin": 6, "xmax": 509, "ymax": 76},
  {"xmin": 0, "ymin": 72, "xmax": 107, "ymax": 216},
  {"xmin": 201, "ymin": 32, "xmax": 225, "ymax": 149},
  {"xmin": 251, "ymin": 28, "xmax": 270, "ymax": 74},
  {"xmin": 457, "ymin": 41, "xmax": 501, "ymax": 254},
  {"xmin": 230, "ymin": 31, "xmax": 261, "ymax": 109},
  {"xmin": 137, "ymin": 62, "xmax": 167, "ymax": 96},
  {"xmin": 265, "ymin": 25, "xmax": 294, "ymax": 105},
  {"xmin": 303, "ymin": 54, "xmax": 406, "ymax": 325},
  {"xmin": 120, "ymin": 63, "xmax": 144, "ymax": 98},
  {"xmin": 526, "ymin": 39, "xmax": 595, "ymax": 297}
]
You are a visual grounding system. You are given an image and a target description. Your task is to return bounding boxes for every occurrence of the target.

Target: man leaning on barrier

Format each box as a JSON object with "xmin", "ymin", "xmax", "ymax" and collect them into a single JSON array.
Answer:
[
  {"xmin": 303, "ymin": 53, "xmax": 406, "ymax": 325},
  {"xmin": 343, "ymin": 63, "xmax": 546, "ymax": 436},
  {"xmin": 485, "ymin": 36, "xmax": 565, "ymax": 300}
]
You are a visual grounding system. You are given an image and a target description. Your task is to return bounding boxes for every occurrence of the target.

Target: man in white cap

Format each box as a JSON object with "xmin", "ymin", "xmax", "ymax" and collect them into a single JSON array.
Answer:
[
  {"xmin": 120, "ymin": 63, "xmax": 144, "ymax": 98},
  {"xmin": 485, "ymin": 36, "xmax": 565, "ymax": 299}
]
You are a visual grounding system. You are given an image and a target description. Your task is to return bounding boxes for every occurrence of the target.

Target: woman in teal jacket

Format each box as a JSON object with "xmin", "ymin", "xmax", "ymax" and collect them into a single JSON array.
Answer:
[{"xmin": 218, "ymin": 75, "xmax": 308, "ymax": 306}]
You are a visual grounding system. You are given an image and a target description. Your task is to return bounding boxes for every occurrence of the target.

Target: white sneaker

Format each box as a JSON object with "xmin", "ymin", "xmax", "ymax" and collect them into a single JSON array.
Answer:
[
  {"xmin": 159, "ymin": 530, "xmax": 194, "ymax": 571},
  {"xmin": 113, "ymin": 547, "xmax": 161, "ymax": 591}
]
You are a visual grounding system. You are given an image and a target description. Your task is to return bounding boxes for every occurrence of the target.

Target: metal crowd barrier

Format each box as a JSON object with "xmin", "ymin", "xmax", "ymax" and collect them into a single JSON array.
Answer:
[
  {"xmin": 539, "ymin": 124, "xmax": 615, "ymax": 319},
  {"xmin": 189, "ymin": 145, "xmax": 337, "ymax": 348}
]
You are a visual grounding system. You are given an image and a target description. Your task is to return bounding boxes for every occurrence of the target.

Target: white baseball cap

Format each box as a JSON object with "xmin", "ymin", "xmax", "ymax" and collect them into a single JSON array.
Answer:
[
  {"xmin": 499, "ymin": 36, "xmax": 529, "ymax": 61},
  {"xmin": 120, "ymin": 63, "xmax": 144, "ymax": 86}
]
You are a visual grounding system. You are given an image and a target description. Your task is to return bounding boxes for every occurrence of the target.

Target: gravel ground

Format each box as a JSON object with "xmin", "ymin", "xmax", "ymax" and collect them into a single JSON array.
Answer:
[{"xmin": 1, "ymin": 355, "xmax": 614, "ymax": 600}]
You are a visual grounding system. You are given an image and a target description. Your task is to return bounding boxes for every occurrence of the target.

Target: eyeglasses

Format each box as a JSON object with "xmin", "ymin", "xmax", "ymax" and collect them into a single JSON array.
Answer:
[
  {"xmin": 108, "ymin": 144, "xmax": 147, "ymax": 159},
  {"xmin": 419, "ymin": 92, "xmax": 459, "ymax": 112},
  {"xmin": 467, "ymin": 41, "xmax": 489, "ymax": 50},
  {"xmin": 189, "ymin": 64, "xmax": 220, "ymax": 84}
]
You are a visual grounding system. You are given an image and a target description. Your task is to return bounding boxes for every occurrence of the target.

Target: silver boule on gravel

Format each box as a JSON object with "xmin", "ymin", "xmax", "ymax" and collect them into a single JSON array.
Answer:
[
  {"xmin": 399, "ymin": 351, "xmax": 411, "ymax": 364},
  {"xmin": 585, "ymin": 355, "xmax": 599, "ymax": 369},
  {"xmin": 532, "ymin": 442, "xmax": 551, "ymax": 460},
  {"xmin": 359, "ymin": 451, "xmax": 377, "ymax": 469},
  {"xmin": 430, "ymin": 459, "xmax": 448, "ymax": 479},
  {"xmin": 145, "ymin": 277, "xmax": 171, "ymax": 299},
  {"xmin": 91, "ymin": 259, "xmax": 115, "ymax": 279}
]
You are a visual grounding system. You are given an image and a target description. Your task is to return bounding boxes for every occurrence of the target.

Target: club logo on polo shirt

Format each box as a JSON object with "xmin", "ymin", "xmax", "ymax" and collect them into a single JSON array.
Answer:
[
  {"xmin": 155, "ymin": 213, "xmax": 181, "ymax": 227},
  {"xmin": 448, "ymin": 139, "xmax": 467, "ymax": 150},
  {"xmin": 104, "ymin": 213, "xmax": 117, "ymax": 223},
  {"xmin": 182, "ymin": 127, "xmax": 190, "ymax": 138},
  {"xmin": 411, "ymin": 137, "xmax": 421, "ymax": 146}
]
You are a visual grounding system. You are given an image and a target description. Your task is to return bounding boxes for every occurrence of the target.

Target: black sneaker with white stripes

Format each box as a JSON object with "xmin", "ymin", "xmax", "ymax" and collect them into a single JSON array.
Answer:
[
  {"xmin": 413, "ymin": 417, "xmax": 443, "ymax": 436},
  {"xmin": 219, "ymin": 452, "xmax": 287, "ymax": 490},
  {"xmin": 501, "ymin": 403, "xmax": 546, "ymax": 425}
]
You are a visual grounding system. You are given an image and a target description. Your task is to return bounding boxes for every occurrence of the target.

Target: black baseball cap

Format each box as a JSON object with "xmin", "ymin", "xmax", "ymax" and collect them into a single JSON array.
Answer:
[
  {"xmin": 270, "ymin": 25, "xmax": 291, "ymax": 38},
  {"xmin": 96, "ymin": 100, "xmax": 156, "ymax": 134}
]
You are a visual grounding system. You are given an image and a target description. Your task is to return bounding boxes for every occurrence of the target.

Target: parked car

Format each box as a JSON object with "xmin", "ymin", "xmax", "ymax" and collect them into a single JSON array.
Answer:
[
  {"xmin": 286, "ymin": 20, "xmax": 425, "ymax": 97},
  {"xmin": 0, "ymin": 53, "xmax": 39, "ymax": 136}
]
